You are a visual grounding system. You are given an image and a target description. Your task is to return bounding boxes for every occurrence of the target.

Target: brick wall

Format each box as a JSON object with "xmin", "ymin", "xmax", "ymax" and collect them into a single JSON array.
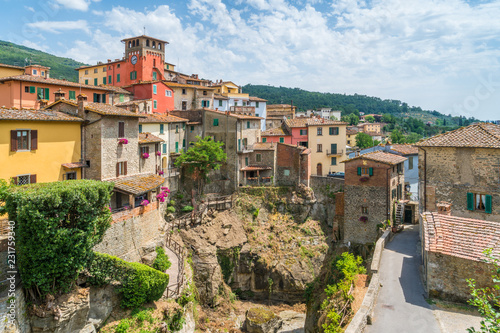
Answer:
[
  {"xmin": 425, "ymin": 251, "xmax": 494, "ymax": 302},
  {"xmin": 93, "ymin": 202, "xmax": 162, "ymax": 262},
  {"xmin": 419, "ymin": 147, "xmax": 500, "ymax": 220},
  {"xmin": 276, "ymin": 144, "xmax": 302, "ymax": 186}
]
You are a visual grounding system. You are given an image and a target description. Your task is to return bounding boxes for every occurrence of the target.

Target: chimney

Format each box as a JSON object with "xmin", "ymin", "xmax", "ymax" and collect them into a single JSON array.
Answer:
[
  {"xmin": 39, "ymin": 100, "xmax": 48, "ymax": 108},
  {"xmin": 108, "ymin": 59, "xmax": 111, "ymax": 63},
  {"xmin": 437, "ymin": 202, "xmax": 452, "ymax": 216},
  {"xmin": 54, "ymin": 88, "xmax": 66, "ymax": 102},
  {"xmin": 77, "ymin": 94, "xmax": 88, "ymax": 118}
]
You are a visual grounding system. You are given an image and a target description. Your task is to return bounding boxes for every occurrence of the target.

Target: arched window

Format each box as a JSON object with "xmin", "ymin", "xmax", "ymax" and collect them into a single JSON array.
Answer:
[
  {"xmin": 132, "ymin": 40, "xmax": 135, "ymax": 47},
  {"xmin": 146, "ymin": 39, "xmax": 150, "ymax": 47},
  {"xmin": 128, "ymin": 41, "xmax": 131, "ymax": 48},
  {"xmin": 136, "ymin": 39, "xmax": 139, "ymax": 46},
  {"xmin": 316, "ymin": 163, "xmax": 323, "ymax": 176},
  {"xmin": 152, "ymin": 41, "xmax": 156, "ymax": 49},
  {"xmin": 158, "ymin": 43, "xmax": 161, "ymax": 50}
]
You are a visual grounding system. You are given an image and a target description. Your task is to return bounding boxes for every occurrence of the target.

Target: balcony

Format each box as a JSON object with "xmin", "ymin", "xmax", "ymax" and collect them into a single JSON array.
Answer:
[
  {"xmin": 162, "ymin": 167, "xmax": 180, "ymax": 177},
  {"xmin": 326, "ymin": 149, "xmax": 344, "ymax": 156},
  {"xmin": 237, "ymin": 145, "xmax": 254, "ymax": 153},
  {"xmin": 230, "ymin": 106, "xmax": 255, "ymax": 115}
]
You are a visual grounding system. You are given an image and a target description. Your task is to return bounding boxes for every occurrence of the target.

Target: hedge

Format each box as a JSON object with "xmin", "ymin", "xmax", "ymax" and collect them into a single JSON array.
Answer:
[
  {"xmin": 153, "ymin": 247, "xmax": 172, "ymax": 272},
  {"xmin": 1, "ymin": 180, "xmax": 113, "ymax": 297},
  {"xmin": 88, "ymin": 252, "xmax": 169, "ymax": 308}
]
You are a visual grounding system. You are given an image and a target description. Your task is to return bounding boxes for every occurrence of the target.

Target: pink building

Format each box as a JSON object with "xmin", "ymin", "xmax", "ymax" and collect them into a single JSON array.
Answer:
[
  {"xmin": 284, "ymin": 118, "xmax": 309, "ymax": 147},
  {"xmin": 261, "ymin": 127, "xmax": 292, "ymax": 144}
]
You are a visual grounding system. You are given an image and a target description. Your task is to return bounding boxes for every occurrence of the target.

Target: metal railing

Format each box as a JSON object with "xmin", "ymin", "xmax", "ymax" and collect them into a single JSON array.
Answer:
[
  {"xmin": 326, "ymin": 149, "xmax": 344, "ymax": 156},
  {"xmin": 163, "ymin": 232, "xmax": 186, "ymax": 298},
  {"xmin": 162, "ymin": 167, "xmax": 180, "ymax": 177},
  {"xmin": 238, "ymin": 145, "xmax": 254, "ymax": 153}
]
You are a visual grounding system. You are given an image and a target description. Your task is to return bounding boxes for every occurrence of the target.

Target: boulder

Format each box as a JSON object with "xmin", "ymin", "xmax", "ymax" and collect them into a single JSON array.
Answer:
[
  {"xmin": 244, "ymin": 307, "xmax": 282, "ymax": 333},
  {"xmin": 141, "ymin": 251, "xmax": 157, "ymax": 266},
  {"xmin": 88, "ymin": 285, "xmax": 119, "ymax": 329}
]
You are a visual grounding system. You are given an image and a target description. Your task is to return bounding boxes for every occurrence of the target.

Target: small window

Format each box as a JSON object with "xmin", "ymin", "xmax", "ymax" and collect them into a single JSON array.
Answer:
[
  {"xmin": 329, "ymin": 127, "xmax": 339, "ymax": 135},
  {"xmin": 190, "ymin": 126, "xmax": 194, "ymax": 132},
  {"xmin": 213, "ymin": 119, "xmax": 219, "ymax": 126},
  {"xmin": 358, "ymin": 167, "xmax": 373, "ymax": 176},
  {"xmin": 262, "ymin": 138, "xmax": 267, "ymax": 143},
  {"xmin": 219, "ymin": 100, "xmax": 223, "ymax": 107},
  {"xmin": 117, "ymin": 74, "xmax": 121, "ymax": 82},
  {"xmin": 247, "ymin": 121, "xmax": 250, "ymax": 129},
  {"xmin": 300, "ymin": 129, "xmax": 307, "ymax": 135},
  {"xmin": 108, "ymin": 75, "xmax": 112, "ymax": 84},
  {"xmin": 130, "ymin": 71, "xmax": 137, "ymax": 80},
  {"xmin": 284, "ymin": 169, "xmax": 290, "ymax": 176},
  {"xmin": 409, "ymin": 156, "xmax": 413, "ymax": 170},
  {"xmin": 361, "ymin": 207, "xmax": 368, "ymax": 214},
  {"xmin": 279, "ymin": 137, "xmax": 284, "ymax": 143},
  {"xmin": 160, "ymin": 124, "xmax": 164, "ymax": 134},
  {"xmin": 468, "ymin": 193, "xmax": 492, "ymax": 213},
  {"xmin": 176, "ymin": 125, "xmax": 179, "ymax": 133},
  {"xmin": 69, "ymin": 91, "xmax": 76, "ymax": 100},
  {"xmin": 14, "ymin": 130, "xmax": 30, "ymax": 151},
  {"xmin": 256, "ymin": 154, "xmax": 262, "ymax": 162},
  {"xmin": 153, "ymin": 72, "xmax": 157, "ymax": 80},
  {"xmin": 41, "ymin": 71, "xmax": 44, "ymax": 76},
  {"xmin": 153, "ymin": 85, "xmax": 157, "ymax": 94},
  {"xmin": 102, "ymin": 67, "xmax": 107, "ymax": 72},
  {"xmin": 317, "ymin": 127, "xmax": 323, "ymax": 136},
  {"xmin": 317, "ymin": 144, "xmax": 322, "ymax": 152},
  {"xmin": 94, "ymin": 68, "xmax": 98, "ymax": 74},
  {"xmin": 24, "ymin": 86, "xmax": 29, "ymax": 93},
  {"xmin": 85, "ymin": 70, "xmax": 89, "ymax": 75},
  {"xmin": 85, "ymin": 79, "xmax": 89, "ymax": 85},
  {"xmin": 245, "ymin": 157, "xmax": 249, "ymax": 166},
  {"xmin": 140, "ymin": 146, "xmax": 149, "ymax": 156},
  {"xmin": 153, "ymin": 100, "xmax": 157, "ymax": 109},
  {"xmin": 139, "ymin": 124, "xmax": 142, "ymax": 133},
  {"xmin": 162, "ymin": 143, "xmax": 167, "ymax": 154},
  {"xmin": 32, "ymin": 69, "xmax": 37, "ymax": 75},
  {"xmin": 17, "ymin": 174, "xmax": 31, "ymax": 185},
  {"xmin": 165, "ymin": 90, "xmax": 172, "ymax": 97},
  {"xmin": 119, "ymin": 94, "xmax": 124, "ymax": 102},
  {"xmin": 182, "ymin": 88, "xmax": 186, "ymax": 95},
  {"xmin": 118, "ymin": 122, "xmax": 125, "ymax": 138},
  {"xmin": 65, "ymin": 172, "xmax": 77, "ymax": 180},
  {"xmin": 256, "ymin": 102, "xmax": 259, "ymax": 108},
  {"xmin": 203, "ymin": 90, "xmax": 207, "ymax": 96},
  {"xmin": 94, "ymin": 78, "xmax": 98, "ymax": 86},
  {"xmin": 331, "ymin": 157, "xmax": 337, "ymax": 165},
  {"xmin": 117, "ymin": 64, "xmax": 120, "ymax": 68}
]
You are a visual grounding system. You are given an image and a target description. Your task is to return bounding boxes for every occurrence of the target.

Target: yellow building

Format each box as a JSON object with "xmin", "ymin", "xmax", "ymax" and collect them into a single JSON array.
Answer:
[
  {"xmin": 358, "ymin": 122, "xmax": 382, "ymax": 134},
  {"xmin": 212, "ymin": 81, "xmax": 249, "ymax": 99},
  {"xmin": 346, "ymin": 128, "xmax": 359, "ymax": 146},
  {"xmin": 0, "ymin": 108, "xmax": 83, "ymax": 184},
  {"xmin": 77, "ymin": 62, "xmax": 113, "ymax": 86},
  {"xmin": 0, "ymin": 63, "xmax": 25, "ymax": 78},
  {"xmin": 307, "ymin": 119, "xmax": 348, "ymax": 175}
]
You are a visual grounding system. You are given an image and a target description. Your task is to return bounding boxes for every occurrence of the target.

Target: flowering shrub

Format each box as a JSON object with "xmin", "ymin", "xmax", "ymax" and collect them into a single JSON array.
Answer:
[
  {"xmin": 156, "ymin": 151, "xmax": 161, "ymax": 156},
  {"xmin": 156, "ymin": 188, "xmax": 170, "ymax": 203},
  {"xmin": 118, "ymin": 138, "xmax": 129, "ymax": 144},
  {"xmin": 142, "ymin": 152, "xmax": 150, "ymax": 159},
  {"xmin": 359, "ymin": 176, "xmax": 369, "ymax": 182},
  {"xmin": 161, "ymin": 187, "xmax": 170, "ymax": 193},
  {"xmin": 359, "ymin": 216, "xmax": 368, "ymax": 222},
  {"xmin": 158, "ymin": 170, "xmax": 164, "ymax": 175},
  {"xmin": 140, "ymin": 199, "xmax": 149, "ymax": 206}
]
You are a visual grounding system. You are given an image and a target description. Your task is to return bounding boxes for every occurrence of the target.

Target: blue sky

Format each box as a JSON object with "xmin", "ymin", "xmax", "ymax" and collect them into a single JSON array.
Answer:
[{"xmin": 1, "ymin": 0, "xmax": 500, "ymax": 120}]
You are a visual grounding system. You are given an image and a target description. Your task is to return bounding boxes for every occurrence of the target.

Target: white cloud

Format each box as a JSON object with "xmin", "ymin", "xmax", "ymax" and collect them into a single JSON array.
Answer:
[
  {"xmin": 26, "ymin": 20, "xmax": 90, "ymax": 34},
  {"xmin": 24, "ymin": 6, "xmax": 35, "ymax": 12},
  {"xmin": 51, "ymin": 0, "xmax": 98, "ymax": 11},
  {"xmin": 21, "ymin": 40, "xmax": 48, "ymax": 52}
]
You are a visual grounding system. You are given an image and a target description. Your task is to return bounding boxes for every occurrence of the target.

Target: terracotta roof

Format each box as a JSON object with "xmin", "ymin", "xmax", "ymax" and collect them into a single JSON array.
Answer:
[
  {"xmin": 416, "ymin": 123, "xmax": 500, "ymax": 148},
  {"xmin": 301, "ymin": 148, "xmax": 311, "ymax": 155},
  {"xmin": 62, "ymin": 162, "xmax": 87, "ymax": 169},
  {"xmin": 422, "ymin": 212, "xmax": 500, "ymax": 262},
  {"xmin": 347, "ymin": 129, "xmax": 359, "ymax": 135},
  {"xmin": 115, "ymin": 99, "xmax": 151, "ymax": 106},
  {"xmin": 240, "ymin": 165, "xmax": 272, "ymax": 171},
  {"xmin": 111, "ymin": 174, "xmax": 165, "ymax": 195},
  {"xmin": 343, "ymin": 151, "xmax": 407, "ymax": 165},
  {"xmin": 267, "ymin": 104, "xmax": 295, "ymax": 108},
  {"xmin": 84, "ymin": 102, "xmax": 145, "ymax": 117},
  {"xmin": 253, "ymin": 142, "xmax": 277, "ymax": 150},
  {"xmin": 390, "ymin": 144, "xmax": 418, "ymax": 155},
  {"xmin": 205, "ymin": 109, "xmax": 263, "ymax": 120},
  {"xmin": 213, "ymin": 94, "xmax": 229, "ymax": 100},
  {"xmin": 262, "ymin": 127, "xmax": 289, "ymax": 136},
  {"xmin": 0, "ymin": 75, "xmax": 116, "ymax": 92},
  {"xmin": 163, "ymin": 82, "xmax": 216, "ymax": 90},
  {"xmin": 284, "ymin": 118, "xmax": 308, "ymax": 128},
  {"xmin": 121, "ymin": 35, "xmax": 169, "ymax": 44},
  {"xmin": 249, "ymin": 96, "xmax": 267, "ymax": 102},
  {"xmin": 306, "ymin": 118, "xmax": 348, "ymax": 126},
  {"xmin": 139, "ymin": 132, "xmax": 164, "ymax": 144},
  {"xmin": 0, "ymin": 63, "xmax": 24, "ymax": 70},
  {"xmin": 100, "ymin": 85, "xmax": 132, "ymax": 94},
  {"xmin": 76, "ymin": 59, "xmax": 123, "ymax": 70},
  {"xmin": 139, "ymin": 113, "xmax": 188, "ymax": 123},
  {"xmin": 0, "ymin": 108, "xmax": 83, "ymax": 122}
]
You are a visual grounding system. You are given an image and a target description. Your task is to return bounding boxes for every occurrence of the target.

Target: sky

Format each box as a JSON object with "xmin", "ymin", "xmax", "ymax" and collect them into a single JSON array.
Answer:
[{"xmin": 1, "ymin": 0, "xmax": 500, "ymax": 120}]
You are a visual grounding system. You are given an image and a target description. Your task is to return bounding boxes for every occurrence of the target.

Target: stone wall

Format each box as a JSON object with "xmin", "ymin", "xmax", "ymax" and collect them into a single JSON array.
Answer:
[
  {"xmin": 93, "ymin": 202, "xmax": 162, "ymax": 262},
  {"xmin": 425, "ymin": 251, "xmax": 493, "ymax": 302},
  {"xmin": 276, "ymin": 144, "xmax": 302, "ymax": 186},
  {"xmin": 419, "ymin": 147, "xmax": 500, "ymax": 220},
  {"xmin": 0, "ymin": 286, "xmax": 31, "ymax": 333},
  {"xmin": 139, "ymin": 141, "xmax": 161, "ymax": 175}
]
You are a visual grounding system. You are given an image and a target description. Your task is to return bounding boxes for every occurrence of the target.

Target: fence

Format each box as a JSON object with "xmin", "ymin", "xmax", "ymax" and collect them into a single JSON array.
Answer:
[{"xmin": 163, "ymin": 231, "xmax": 187, "ymax": 298}]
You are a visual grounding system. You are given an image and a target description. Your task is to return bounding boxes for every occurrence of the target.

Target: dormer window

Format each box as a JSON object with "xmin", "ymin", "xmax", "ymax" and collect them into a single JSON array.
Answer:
[
  {"xmin": 32, "ymin": 69, "xmax": 37, "ymax": 75},
  {"xmin": 41, "ymin": 71, "xmax": 45, "ymax": 76}
]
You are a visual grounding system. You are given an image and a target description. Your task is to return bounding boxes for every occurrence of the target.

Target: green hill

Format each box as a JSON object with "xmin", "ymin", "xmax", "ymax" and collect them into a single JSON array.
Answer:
[
  {"xmin": 242, "ymin": 84, "xmax": 472, "ymax": 125},
  {"xmin": 0, "ymin": 40, "xmax": 88, "ymax": 82}
]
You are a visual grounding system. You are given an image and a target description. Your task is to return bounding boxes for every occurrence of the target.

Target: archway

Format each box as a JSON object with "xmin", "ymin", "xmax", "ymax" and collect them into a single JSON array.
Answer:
[{"xmin": 317, "ymin": 163, "xmax": 322, "ymax": 176}]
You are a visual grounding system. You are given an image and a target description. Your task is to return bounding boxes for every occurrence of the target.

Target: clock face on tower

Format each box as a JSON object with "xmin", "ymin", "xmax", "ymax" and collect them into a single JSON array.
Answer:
[{"xmin": 131, "ymin": 55, "xmax": 138, "ymax": 65}]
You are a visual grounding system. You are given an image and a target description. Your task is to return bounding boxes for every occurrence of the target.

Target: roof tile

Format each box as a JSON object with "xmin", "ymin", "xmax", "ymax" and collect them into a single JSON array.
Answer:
[
  {"xmin": 343, "ymin": 151, "xmax": 407, "ymax": 165},
  {"xmin": 0, "ymin": 108, "xmax": 83, "ymax": 122},
  {"xmin": 416, "ymin": 123, "xmax": 500, "ymax": 148}
]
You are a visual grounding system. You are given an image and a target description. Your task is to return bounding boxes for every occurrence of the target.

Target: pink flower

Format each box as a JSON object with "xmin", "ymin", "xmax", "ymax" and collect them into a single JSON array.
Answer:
[
  {"xmin": 158, "ymin": 170, "xmax": 164, "ymax": 175},
  {"xmin": 156, "ymin": 151, "xmax": 161, "ymax": 156},
  {"xmin": 118, "ymin": 138, "xmax": 129, "ymax": 144},
  {"xmin": 359, "ymin": 216, "xmax": 368, "ymax": 222},
  {"xmin": 142, "ymin": 152, "xmax": 150, "ymax": 159},
  {"xmin": 141, "ymin": 199, "xmax": 149, "ymax": 206}
]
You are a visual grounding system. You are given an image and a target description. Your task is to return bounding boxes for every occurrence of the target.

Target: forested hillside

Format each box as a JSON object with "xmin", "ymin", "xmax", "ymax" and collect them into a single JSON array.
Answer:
[{"xmin": 0, "ymin": 40, "xmax": 87, "ymax": 81}]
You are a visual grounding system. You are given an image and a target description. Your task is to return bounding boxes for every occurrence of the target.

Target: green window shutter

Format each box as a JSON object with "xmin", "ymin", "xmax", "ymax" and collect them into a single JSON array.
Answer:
[
  {"xmin": 213, "ymin": 118, "xmax": 219, "ymax": 126},
  {"xmin": 331, "ymin": 143, "xmax": 337, "ymax": 154},
  {"xmin": 102, "ymin": 94, "xmax": 106, "ymax": 103},
  {"xmin": 279, "ymin": 137, "xmax": 284, "ymax": 143},
  {"xmin": 103, "ymin": 77, "xmax": 106, "ymax": 85},
  {"xmin": 130, "ymin": 72, "xmax": 133, "ymax": 80},
  {"xmin": 37, "ymin": 87, "xmax": 42, "ymax": 99},
  {"xmin": 331, "ymin": 157, "xmax": 336, "ymax": 165},
  {"xmin": 238, "ymin": 139, "xmax": 241, "ymax": 151},
  {"xmin": 175, "ymin": 142, "xmax": 179, "ymax": 153},
  {"xmin": 485, "ymin": 195, "xmax": 492, "ymax": 214},
  {"xmin": 369, "ymin": 167, "xmax": 373, "ymax": 176},
  {"xmin": 139, "ymin": 125, "xmax": 142, "ymax": 133},
  {"xmin": 153, "ymin": 72, "xmax": 157, "ymax": 80},
  {"xmin": 247, "ymin": 121, "xmax": 250, "ymax": 129},
  {"xmin": 29, "ymin": 86, "xmax": 35, "ymax": 94},
  {"xmin": 153, "ymin": 100, "xmax": 157, "ymax": 109},
  {"xmin": 162, "ymin": 144, "xmax": 167, "ymax": 154},
  {"xmin": 357, "ymin": 167, "xmax": 361, "ymax": 176},
  {"xmin": 153, "ymin": 85, "xmax": 157, "ymax": 94},
  {"xmin": 262, "ymin": 138, "xmax": 267, "ymax": 143},
  {"xmin": 160, "ymin": 124, "xmax": 164, "ymax": 134},
  {"xmin": 94, "ymin": 78, "xmax": 98, "ymax": 86},
  {"xmin": 119, "ymin": 94, "xmax": 124, "ymax": 102},
  {"xmin": 183, "ymin": 139, "xmax": 186, "ymax": 148},
  {"xmin": 219, "ymin": 100, "xmax": 222, "ymax": 107},
  {"xmin": 467, "ymin": 192, "xmax": 474, "ymax": 211},
  {"xmin": 117, "ymin": 74, "xmax": 120, "ymax": 82},
  {"xmin": 44, "ymin": 88, "xmax": 49, "ymax": 100},
  {"xmin": 245, "ymin": 157, "xmax": 248, "ymax": 166},
  {"xmin": 190, "ymin": 126, "xmax": 194, "ymax": 131},
  {"xmin": 69, "ymin": 91, "xmax": 75, "ymax": 100},
  {"xmin": 85, "ymin": 79, "xmax": 89, "ymax": 85},
  {"xmin": 108, "ymin": 75, "xmax": 112, "ymax": 84}
]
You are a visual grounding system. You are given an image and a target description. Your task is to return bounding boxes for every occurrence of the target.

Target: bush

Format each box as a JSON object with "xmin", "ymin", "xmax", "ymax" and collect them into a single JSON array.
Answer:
[
  {"xmin": 181, "ymin": 205, "xmax": 194, "ymax": 213},
  {"xmin": 169, "ymin": 200, "xmax": 176, "ymax": 206},
  {"xmin": 1, "ymin": 180, "xmax": 113, "ymax": 297},
  {"xmin": 115, "ymin": 319, "xmax": 131, "ymax": 333},
  {"xmin": 167, "ymin": 206, "xmax": 176, "ymax": 214},
  {"xmin": 153, "ymin": 247, "xmax": 172, "ymax": 272},
  {"xmin": 88, "ymin": 252, "xmax": 169, "ymax": 308}
]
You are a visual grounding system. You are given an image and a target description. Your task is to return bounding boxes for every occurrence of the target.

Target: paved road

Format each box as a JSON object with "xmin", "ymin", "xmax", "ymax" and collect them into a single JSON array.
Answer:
[
  {"xmin": 164, "ymin": 246, "xmax": 180, "ymax": 291},
  {"xmin": 365, "ymin": 225, "xmax": 441, "ymax": 333}
]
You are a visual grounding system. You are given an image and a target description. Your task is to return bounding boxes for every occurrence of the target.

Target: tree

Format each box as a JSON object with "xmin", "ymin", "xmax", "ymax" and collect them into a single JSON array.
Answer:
[
  {"xmin": 175, "ymin": 136, "xmax": 227, "ymax": 193},
  {"xmin": 406, "ymin": 133, "xmax": 423, "ymax": 144},
  {"xmin": 349, "ymin": 114, "xmax": 360, "ymax": 125},
  {"xmin": 355, "ymin": 132, "xmax": 374, "ymax": 149},
  {"xmin": 467, "ymin": 249, "xmax": 500, "ymax": 332},
  {"xmin": 390, "ymin": 129, "xmax": 405, "ymax": 144},
  {"xmin": 365, "ymin": 115, "xmax": 375, "ymax": 123}
]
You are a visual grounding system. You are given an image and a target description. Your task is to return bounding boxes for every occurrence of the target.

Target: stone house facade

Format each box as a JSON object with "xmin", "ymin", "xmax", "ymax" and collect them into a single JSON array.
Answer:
[
  {"xmin": 416, "ymin": 123, "xmax": 500, "ymax": 220},
  {"xmin": 343, "ymin": 151, "xmax": 406, "ymax": 244},
  {"xmin": 307, "ymin": 119, "xmax": 348, "ymax": 175},
  {"xmin": 169, "ymin": 110, "xmax": 204, "ymax": 146},
  {"xmin": 266, "ymin": 104, "xmax": 296, "ymax": 129}
]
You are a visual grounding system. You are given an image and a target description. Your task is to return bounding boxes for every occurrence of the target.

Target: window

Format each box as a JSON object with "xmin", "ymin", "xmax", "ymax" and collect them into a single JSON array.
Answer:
[
  {"xmin": 16, "ymin": 174, "xmax": 35, "ymax": 185},
  {"xmin": 85, "ymin": 70, "xmax": 89, "ymax": 75},
  {"xmin": 130, "ymin": 71, "xmax": 137, "ymax": 80},
  {"xmin": 247, "ymin": 121, "xmax": 250, "ymax": 129},
  {"xmin": 69, "ymin": 91, "xmax": 76, "ymax": 100},
  {"xmin": 139, "ymin": 124, "xmax": 142, "ymax": 133},
  {"xmin": 256, "ymin": 102, "xmax": 259, "ymax": 108},
  {"xmin": 203, "ymin": 90, "xmax": 207, "ymax": 96},
  {"xmin": 245, "ymin": 157, "xmax": 249, "ymax": 166},
  {"xmin": 317, "ymin": 144, "xmax": 322, "ymax": 152},
  {"xmin": 219, "ymin": 100, "xmax": 223, "ymax": 107},
  {"xmin": 357, "ymin": 167, "xmax": 373, "ymax": 176},
  {"xmin": 262, "ymin": 138, "xmax": 267, "ymax": 143},
  {"xmin": 102, "ymin": 67, "xmax": 106, "ymax": 72},
  {"xmin": 160, "ymin": 124, "xmax": 164, "ymax": 134},
  {"xmin": 36, "ymin": 87, "xmax": 49, "ymax": 100},
  {"xmin": 175, "ymin": 142, "xmax": 179, "ymax": 153},
  {"xmin": 162, "ymin": 143, "xmax": 167, "ymax": 154},
  {"xmin": 41, "ymin": 71, "xmax": 44, "ymax": 76},
  {"xmin": 397, "ymin": 163, "xmax": 402, "ymax": 173},
  {"xmin": 165, "ymin": 90, "xmax": 172, "ymax": 97},
  {"xmin": 409, "ymin": 156, "xmax": 413, "ymax": 170},
  {"xmin": 85, "ymin": 79, "xmax": 89, "ymax": 85},
  {"xmin": 361, "ymin": 207, "xmax": 368, "ymax": 214},
  {"xmin": 256, "ymin": 154, "xmax": 262, "ymax": 162},
  {"xmin": 32, "ymin": 69, "xmax": 37, "ymax": 75},
  {"xmin": 256, "ymin": 114, "xmax": 259, "ymax": 117},
  {"xmin": 190, "ymin": 126, "xmax": 194, "ymax": 132},
  {"xmin": 330, "ymin": 143, "xmax": 337, "ymax": 154},
  {"xmin": 94, "ymin": 68, "xmax": 98, "ymax": 74},
  {"xmin": 11, "ymin": 130, "xmax": 36, "ymax": 151},
  {"xmin": 183, "ymin": 139, "xmax": 186, "ymax": 148},
  {"xmin": 329, "ymin": 127, "xmax": 339, "ymax": 135},
  {"xmin": 300, "ymin": 129, "xmax": 307, "ymax": 135},
  {"xmin": 153, "ymin": 72, "xmax": 157, "ymax": 80},
  {"xmin": 119, "ymin": 94, "xmax": 124, "ymax": 102},
  {"xmin": 118, "ymin": 122, "xmax": 125, "ymax": 138},
  {"xmin": 392, "ymin": 189, "xmax": 397, "ymax": 199},
  {"xmin": 467, "ymin": 193, "xmax": 492, "ymax": 213},
  {"xmin": 94, "ymin": 78, "xmax": 98, "ymax": 86},
  {"xmin": 284, "ymin": 169, "xmax": 290, "ymax": 176},
  {"xmin": 140, "ymin": 146, "xmax": 149, "ymax": 156},
  {"xmin": 108, "ymin": 75, "xmax": 112, "ymax": 84},
  {"xmin": 331, "ymin": 157, "xmax": 337, "ymax": 165},
  {"xmin": 65, "ymin": 172, "xmax": 77, "ymax": 180},
  {"xmin": 279, "ymin": 137, "xmax": 284, "ymax": 143},
  {"xmin": 175, "ymin": 125, "xmax": 179, "ymax": 133},
  {"xmin": 24, "ymin": 86, "xmax": 29, "ymax": 93},
  {"xmin": 213, "ymin": 119, "xmax": 219, "ymax": 126},
  {"xmin": 117, "ymin": 64, "xmax": 120, "ymax": 68},
  {"xmin": 182, "ymin": 88, "xmax": 186, "ymax": 95},
  {"xmin": 153, "ymin": 100, "xmax": 157, "ymax": 109},
  {"xmin": 317, "ymin": 127, "xmax": 323, "ymax": 136},
  {"xmin": 117, "ymin": 74, "xmax": 121, "ymax": 83}
]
